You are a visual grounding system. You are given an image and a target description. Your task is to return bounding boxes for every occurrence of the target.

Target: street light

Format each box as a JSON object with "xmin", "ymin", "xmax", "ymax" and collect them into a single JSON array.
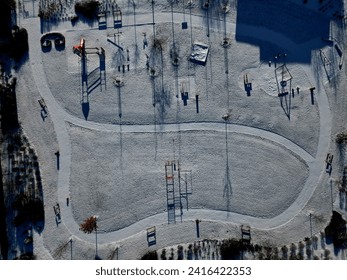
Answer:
[{"xmin": 69, "ymin": 236, "xmax": 73, "ymax": 260}]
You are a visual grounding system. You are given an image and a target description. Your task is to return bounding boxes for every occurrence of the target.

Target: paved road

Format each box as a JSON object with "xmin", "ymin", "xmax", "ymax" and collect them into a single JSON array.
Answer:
[{"xmin": 23, "ymin": 7, "xmax": 331, "ymax": 248}]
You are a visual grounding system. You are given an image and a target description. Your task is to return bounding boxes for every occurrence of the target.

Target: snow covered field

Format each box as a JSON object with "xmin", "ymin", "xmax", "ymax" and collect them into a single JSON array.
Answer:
[{"xmin": 10, "ymin": 0, "xmax": 347, "ymax": 259}]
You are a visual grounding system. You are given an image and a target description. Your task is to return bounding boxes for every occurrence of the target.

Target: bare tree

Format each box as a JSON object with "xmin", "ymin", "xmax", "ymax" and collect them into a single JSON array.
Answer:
[
  {"xmin": 336, "ymin": 132, "xmax": 347, "ymax": 144},
  {"xmin": 79, "ymin": 216, "xmax": 97, "ymax": 234}
]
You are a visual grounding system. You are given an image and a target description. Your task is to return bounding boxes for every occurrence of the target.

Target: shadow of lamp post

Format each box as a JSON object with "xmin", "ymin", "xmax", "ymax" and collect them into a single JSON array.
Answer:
[
  {"xmin": 222, "ymin": 113, "xmax": 230, "ymax": 166},
  {"xmin": 222, "ymin": 113, "xmax": 232, "ymax": 204}
]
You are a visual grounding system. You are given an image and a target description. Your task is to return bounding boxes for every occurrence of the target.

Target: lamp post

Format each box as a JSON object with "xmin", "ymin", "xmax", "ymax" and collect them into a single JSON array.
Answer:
[
  {"xmin": 115, "ymin": 246, "xmax": 119, "ymax": 260},
  {"xmin": 69, "ymin": 236, "xmax": 73, "ymax": 260},
  {"xmin": 151, "ymin": 0, "xmax": 156, "ymax": 39}
]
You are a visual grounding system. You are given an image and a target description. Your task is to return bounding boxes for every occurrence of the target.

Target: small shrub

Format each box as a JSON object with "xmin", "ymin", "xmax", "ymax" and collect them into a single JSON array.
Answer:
[
  {"xmin": 281, "ymin": 245, "xmax": 288, "ymax": 259},
  {"xmin": 11, "ymin": 27, "xmax": 29, "ymax": 62},
  {"xmin": 305, "ymin": 239, "xmax": 312, "ymax": 259},
  {"xmin": 153, "ymin": 38, "xmax": 166, "ymax": 50},
  {"xmin": 254, "ymin": 244, "xmax": 262, "ymax": 252},
  {"xmin": 160, "ymin": 249, "xmax": 167, "ymax": 260},
  {"xmin": 258, "ymin": 251, "xmax": 265, "ymax": 260},
  {"xmin": 336, "ymin": 132, "xmax": 347, "ymax": 144},
  {"xmin": 220, "ymin": 239, "xmax": 244, "ymax": 260},
  {"xmin": 304, "ymin": 237, "xmax": 312, "ymax": 246},
  {"xmin": 312, "ymin": 236, "xmax": 318, "ymax": 250},
  {"xmin": 325, "ymin": 211, "xmax": 347, "ymax": 247},
  {"xmin": 38, "ymin": 2, "xmax": 60, "ymax": 20},
  {"xmin": 169, "ymin": 248, "xmax": 174, "ymax": 260},
  {"xmin": 187, "ymin": 244, "xmax": 193, "ymax": 260},
  {"xmin": 8, "ymin": 0, "xmax": 16, "ymax": 9},
  {"xmin": 141, "ymin": 250, "xmax": 158, "ymax": 260},
  {"xmin": 16, "ymin": 253, "xmax": 36, "ymax": 260},
  {"xmin": 79, "ymin": 216, "xmax": 97, "ymax": 233},
  {"xmin": 290, "ymin": 243, "xmax": 297, "ymax": 258},
  {"xmin": 324, "ymin": 248, "xmax": 330, "ymax": 260},
  {"xmin": 177, "ymin": 245, "xmax": 184, "ymax": 260},
  {"xmin": 75, "ymin": 0, "xmax": 100, "ymax": 19},
  {"xmin": 193, "ymin": 241, "xmax": 200, "ymax": 259},
  {"xmin": 272, "ymin": 247, "xmax": 279, "ymax": 260},
  {"xmin": 264, "ymin": 247, "xmax": 272, "ymax": 259}
]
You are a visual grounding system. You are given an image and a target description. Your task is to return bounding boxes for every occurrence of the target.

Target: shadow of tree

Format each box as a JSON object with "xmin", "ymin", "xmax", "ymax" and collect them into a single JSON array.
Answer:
[
  {"xmin": 154, "ymin": 80, "xmax": 172, "ymax": 124},
  {"xmin": 4, "ymin": 130, "xmax": 45, "ymax": 259},
  {"xmin": 223, "ymin": 163, "xmax": 232, "ymax": 212},
  {"xmin": 112, "ymin": 48, "xmax": 125, "ymax": 70}
]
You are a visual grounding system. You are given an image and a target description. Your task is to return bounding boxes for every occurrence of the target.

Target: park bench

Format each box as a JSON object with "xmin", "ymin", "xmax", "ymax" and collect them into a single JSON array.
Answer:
[
  {"xmin": 53, "ymin": 203, "xmax": 61, "ymax": 224},
  {"xmin": 325, "ymin": 153, "xmax": 333, "ymax": 174}
]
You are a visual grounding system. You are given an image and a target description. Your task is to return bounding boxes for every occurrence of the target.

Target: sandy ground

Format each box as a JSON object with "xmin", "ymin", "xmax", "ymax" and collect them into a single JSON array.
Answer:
[{"xmin": 9, "ymin": 0, "xmax": 347, "ymax": 259}]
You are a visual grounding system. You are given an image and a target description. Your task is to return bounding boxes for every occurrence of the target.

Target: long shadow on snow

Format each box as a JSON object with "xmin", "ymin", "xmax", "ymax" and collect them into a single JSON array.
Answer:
[{"xmin": 235, "ymin": 0, "xmax": 335, "ymax": 64}]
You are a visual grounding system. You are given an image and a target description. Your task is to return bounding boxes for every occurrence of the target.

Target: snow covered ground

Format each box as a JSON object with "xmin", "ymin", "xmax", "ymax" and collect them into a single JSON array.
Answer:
[{"xmin": 10, "ymin": 0, "xmax": 347, "ymax": 259}]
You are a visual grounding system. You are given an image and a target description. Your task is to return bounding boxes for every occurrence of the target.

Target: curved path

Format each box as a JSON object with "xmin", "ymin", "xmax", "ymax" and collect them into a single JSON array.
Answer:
[{"xmin": 23, "ymin": 8, "xmax": 331, "ymax": 247}]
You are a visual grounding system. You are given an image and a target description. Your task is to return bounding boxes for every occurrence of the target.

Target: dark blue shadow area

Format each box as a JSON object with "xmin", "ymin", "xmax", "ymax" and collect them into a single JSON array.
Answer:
[
  {"xmin": 55, "ymin": 151, "xmax": 60, "ymax": 170},
  {"xmin": 82, "ymin": 102, "xmax": 90, "ymax": 120},
  {"xmin": 235, "ymin": 0, "xmax": 335, "ymax": 63},
  {"xmin": 40, "ymin": 18, "xmax": 60, "ymax": 34},
  {"xmin": 87, "ymin": 67, "xmax": 101, "ymax": 94}
]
